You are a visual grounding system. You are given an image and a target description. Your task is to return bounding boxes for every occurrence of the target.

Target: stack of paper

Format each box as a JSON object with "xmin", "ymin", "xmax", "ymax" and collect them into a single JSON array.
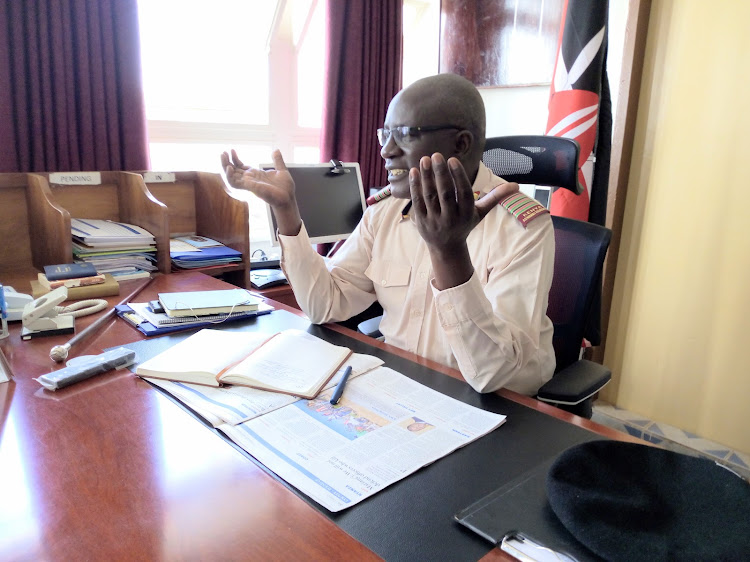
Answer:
[
  {"xmin": 71, "ymin": 219, "xmax": 157, "ymax": 281},
  {"xmin": 169, "ymin": 236, "xmax": 242, "ymax": 270}
]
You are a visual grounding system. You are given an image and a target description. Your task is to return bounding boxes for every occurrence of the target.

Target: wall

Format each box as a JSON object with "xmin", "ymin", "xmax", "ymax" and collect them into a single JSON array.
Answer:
[
  {"xmin": 602, "ymin": 0, "xmax": 750, "ymax": 453},
  {"xmin": 480, "ymin": 86, "xmax": 550, "ymax": 137}
]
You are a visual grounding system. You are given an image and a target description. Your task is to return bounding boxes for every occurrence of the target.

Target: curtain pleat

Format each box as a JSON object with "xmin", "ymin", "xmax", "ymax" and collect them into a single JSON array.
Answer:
[
  {"xmin": 0, "ymin": 0, "xmax": 149, "ymax": 173},
  {"xmin": 320, "ymin": 0, "xmax": 402, "ymax": 193}
]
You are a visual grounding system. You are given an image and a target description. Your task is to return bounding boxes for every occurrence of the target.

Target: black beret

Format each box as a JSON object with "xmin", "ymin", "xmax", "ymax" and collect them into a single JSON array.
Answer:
[{"xmin": 546, "ymin": 440, "xmax": 750, "ymax": 561}]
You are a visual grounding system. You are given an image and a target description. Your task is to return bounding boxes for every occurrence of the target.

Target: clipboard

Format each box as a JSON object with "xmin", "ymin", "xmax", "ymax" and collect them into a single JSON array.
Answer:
[{"xmin": 454, "ymin": 457, "xmax": 601, "ymax": 562}]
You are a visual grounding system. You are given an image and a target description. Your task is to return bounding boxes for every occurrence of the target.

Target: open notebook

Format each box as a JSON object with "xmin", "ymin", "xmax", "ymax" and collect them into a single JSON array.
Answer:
[{"xmin": 135, "ymin": 328, "xmax": 352, "ymax": 399}]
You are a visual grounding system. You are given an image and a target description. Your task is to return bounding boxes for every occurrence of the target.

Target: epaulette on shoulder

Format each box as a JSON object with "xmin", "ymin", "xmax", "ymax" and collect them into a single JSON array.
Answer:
[
  {"xmin": 499, "ymin": 192, "xmax": 549, "ymax": 227},
  {"xmin": 366, "ymin": 186, "xmax": 392, "ymax": 206}
]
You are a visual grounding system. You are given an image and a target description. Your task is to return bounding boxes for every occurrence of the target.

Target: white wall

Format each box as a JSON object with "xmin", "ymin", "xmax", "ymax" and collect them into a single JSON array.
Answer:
[{"xmin": 479, "ymin": 86, "xmax": 551, "ymax": 137}]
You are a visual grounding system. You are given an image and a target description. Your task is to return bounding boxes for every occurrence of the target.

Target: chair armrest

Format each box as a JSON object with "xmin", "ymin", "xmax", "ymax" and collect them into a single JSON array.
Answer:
[
  {"xmin": 536, "ymin": 359, "xmax": 611, "ymax": 406},
  {"xmin": 357, "ymin": 315, "xmax": 383, "ymax": 339}
]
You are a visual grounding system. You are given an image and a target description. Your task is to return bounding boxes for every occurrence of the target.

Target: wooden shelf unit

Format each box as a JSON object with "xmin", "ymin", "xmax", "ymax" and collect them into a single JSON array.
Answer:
[
  {"xmin": 0, "ymin": 173, "xmax": 56, "ymax": 290},
  {"xmin": 1, "ymin": 172, "xmax": 167, "ymax": 290},
  {"xmin": 0, "ymin": 171, "xmax": 252, "ymax": 292},
  {"xmin": 142, "ymin": 171, "xmax": 251, "ymax": 289},
  {"xmin": 37, "ymin": 171, "xmax": 171, "ymax": 273}
]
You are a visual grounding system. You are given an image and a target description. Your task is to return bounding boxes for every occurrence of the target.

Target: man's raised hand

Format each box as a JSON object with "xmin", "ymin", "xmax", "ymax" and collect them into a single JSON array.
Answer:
[
  {"xmin": 221, "ymin": 149, "xmax": 303, "ymax": 236},
  {"xmin": 221, "ymin": 149, "xmax": 297, "ymax": 209}
]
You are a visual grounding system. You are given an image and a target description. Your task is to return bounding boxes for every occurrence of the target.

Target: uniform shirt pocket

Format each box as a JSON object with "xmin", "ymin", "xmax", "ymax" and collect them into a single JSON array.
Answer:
[
  {"xmin": 365, "ymin": 261, "xmax": 412, "ymax": 329},
  {"xmin": 365, "ymin": 260, "xmax": 411, "ymax": 288}
]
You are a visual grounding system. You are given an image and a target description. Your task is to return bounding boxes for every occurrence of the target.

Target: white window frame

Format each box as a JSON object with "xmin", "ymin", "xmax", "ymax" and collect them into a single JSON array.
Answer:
[{"xmin": 145, "ymin": 0, "xmax": 322, "ymax": 168}]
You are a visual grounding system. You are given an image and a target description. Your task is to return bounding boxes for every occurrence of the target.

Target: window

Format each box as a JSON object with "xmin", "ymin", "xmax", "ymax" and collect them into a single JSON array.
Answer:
[
  {"xmin": 402, "ymin": 0, "xmax": 441, "ymax": 87},
  {"xmin": 138, "ymin": 0, "xmax": 441, "ymax": 254},
  {"xmin": 138, "ymin": 0, "xmax": 326, "ymax": 253}
]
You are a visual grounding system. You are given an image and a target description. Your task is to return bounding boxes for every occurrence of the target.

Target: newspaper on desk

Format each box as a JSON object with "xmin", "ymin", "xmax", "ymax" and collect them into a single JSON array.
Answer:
[
  {"xmin": 146, "ymin": 357, "xmax": 506, "ymax": 513},
  {"xmin": 223, "ymin": 366, "xmax": 506, "ymax": 512}
]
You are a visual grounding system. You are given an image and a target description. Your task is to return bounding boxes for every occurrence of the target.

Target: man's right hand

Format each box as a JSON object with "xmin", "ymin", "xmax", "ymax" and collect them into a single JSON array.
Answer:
[
  {"xmin": 221, "ymin": 149, "xmax": 303, "ymax": 236},
  {"xmin": 221, "ymin": 149, "xmax": 297, "ymax": 208}
]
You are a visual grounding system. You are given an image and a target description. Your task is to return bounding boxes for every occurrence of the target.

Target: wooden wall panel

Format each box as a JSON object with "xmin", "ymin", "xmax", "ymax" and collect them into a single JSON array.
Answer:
[{"xmin": 440, "ymin": 0, "xmax": 563, "ymax": 87}]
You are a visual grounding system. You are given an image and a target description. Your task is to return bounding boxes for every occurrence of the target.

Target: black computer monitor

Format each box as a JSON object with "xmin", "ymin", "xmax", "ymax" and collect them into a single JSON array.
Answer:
[{"xmin": 263, "ymin": 163, "xmax": 367, "ymax": 246}]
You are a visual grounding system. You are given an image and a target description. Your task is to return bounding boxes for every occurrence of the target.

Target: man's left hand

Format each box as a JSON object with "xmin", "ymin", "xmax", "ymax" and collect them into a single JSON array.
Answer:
[{"xmin": 409, "ymin": 153, "xmax": 519, "ymax": 289}]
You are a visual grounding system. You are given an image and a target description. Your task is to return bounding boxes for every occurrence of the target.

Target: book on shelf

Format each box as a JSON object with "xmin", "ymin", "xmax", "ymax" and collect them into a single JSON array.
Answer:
[
  {"xmin": 30, "ymin": 273, "xmax": 120, "ymax": 300},
  {"xmin": 169, "ymin": 239, "xmax": 243, "ymax": 269},
  {"xmin": 71, "ymin": 218, "xmax": 157, "ymax": 279},
  {"xmin": 43, "ymin": 262, "xmax": 98, "ymax": 281},
  {"xmin": 135, "ymin": 328, "xmax": 352, "ymax": 399},
  {"xmin": 158, "ymin": 288, "xmax": 262, "ymax": 317},
  {"xmin": 71, "ymin": 218, "xmax": 155, "ymax": 246},
  {"xmin": 173, "ymin": 235, "xmax": 223, "ymax": 249},
  {"xmin": 37, "ymin": 272, "xmax": 106, "ymax": 290},
  {"xmin": 73, "ymin": 243, "xmax": 157, "ymax": 257}
]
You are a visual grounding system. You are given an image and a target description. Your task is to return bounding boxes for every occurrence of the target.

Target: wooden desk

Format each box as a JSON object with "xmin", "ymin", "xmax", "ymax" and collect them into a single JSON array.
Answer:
[{"xmin": 0, "ymin": 272, "xmax": 636, "ymax": 561}]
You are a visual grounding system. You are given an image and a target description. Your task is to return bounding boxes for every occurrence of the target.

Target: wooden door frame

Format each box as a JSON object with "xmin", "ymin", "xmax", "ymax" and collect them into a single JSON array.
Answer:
[{"xmin": 594, "ymin": 0, "xmax": 652, "ymax": 363}]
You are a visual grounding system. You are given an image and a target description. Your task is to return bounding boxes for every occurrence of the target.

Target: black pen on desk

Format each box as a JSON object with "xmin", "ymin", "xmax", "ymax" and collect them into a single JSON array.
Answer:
[{"xmin": 330, "ymin": 365, "xmax": 353, "ymax": 405}]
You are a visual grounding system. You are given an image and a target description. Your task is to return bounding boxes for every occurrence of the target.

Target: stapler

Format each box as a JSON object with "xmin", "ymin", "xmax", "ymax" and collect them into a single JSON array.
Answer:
[
  {"xmin": 21, "ymin": 286, "xmax": 75, "ymax": 340},
  {"xmin": 2, "ymin": 286, "xmax": 34, "ymax": 322}
]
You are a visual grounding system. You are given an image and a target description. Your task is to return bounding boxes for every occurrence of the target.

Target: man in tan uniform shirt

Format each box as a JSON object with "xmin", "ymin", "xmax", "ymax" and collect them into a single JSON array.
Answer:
[{"xmin": 222, "ymin": 74, "xmax": 555, "ymax": 395}]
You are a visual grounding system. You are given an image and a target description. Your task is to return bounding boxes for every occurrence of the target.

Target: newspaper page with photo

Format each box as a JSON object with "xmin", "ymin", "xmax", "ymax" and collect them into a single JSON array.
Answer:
[{"xmin": 220, "ymin": 366, "xmax": 506, "ymax": 512}]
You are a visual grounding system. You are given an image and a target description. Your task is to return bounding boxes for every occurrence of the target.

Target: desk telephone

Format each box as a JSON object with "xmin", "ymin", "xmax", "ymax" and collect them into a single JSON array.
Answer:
[{"xmin": 250, "ymin": 268, "xmax": 288, "ymax": 289}]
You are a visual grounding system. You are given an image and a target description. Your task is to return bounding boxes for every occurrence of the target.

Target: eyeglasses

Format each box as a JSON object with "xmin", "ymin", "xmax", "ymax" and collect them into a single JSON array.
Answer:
[{"xmin": 376, "ymin": 125, "xmax": 461, "ymax": 147}]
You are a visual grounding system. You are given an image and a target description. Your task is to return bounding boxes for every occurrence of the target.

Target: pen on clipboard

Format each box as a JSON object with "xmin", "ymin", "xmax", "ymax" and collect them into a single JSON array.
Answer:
[{"xmin": 329, "ymin": 365, "xmax": 353, "ymax": 405}]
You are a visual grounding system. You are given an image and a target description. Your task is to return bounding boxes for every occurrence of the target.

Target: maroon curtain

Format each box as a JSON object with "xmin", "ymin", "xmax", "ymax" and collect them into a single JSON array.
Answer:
[
  {"xmin": 0, "ymin": 0, "xmax": 149, "ymax": 173},
  {"xmin": 320, "ymin": 0, "xmax": 403, "ymax": 193}
]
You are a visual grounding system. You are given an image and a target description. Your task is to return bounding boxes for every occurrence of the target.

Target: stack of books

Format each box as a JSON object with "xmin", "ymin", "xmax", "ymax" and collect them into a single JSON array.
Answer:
[
  {"xmin": 31, "ymin": 262, "xmax": 120, "ymax": 299},
  {"xmin": 116, "ymin": 289, "xmax": 273, "ymax": 336},
  {"xmin": 169, "ymin": 236, "xmax": 242, "ymax": 270},
  {"xmin": 158, "ymin": 289, "xmax": 262, "ymax": 317},
  {"xmin": 72, "ymin": 219, "xmax": 158, "ymax": 281}
]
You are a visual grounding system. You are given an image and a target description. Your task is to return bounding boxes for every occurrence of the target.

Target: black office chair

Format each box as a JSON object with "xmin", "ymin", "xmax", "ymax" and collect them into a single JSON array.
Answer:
[
  {"xmin": 536, "ymin": 216, "xmax": 612, "ymax": 418},
  {"xmin": 358, "ymin": 135, "xmax": 611, "ymax": 418}
]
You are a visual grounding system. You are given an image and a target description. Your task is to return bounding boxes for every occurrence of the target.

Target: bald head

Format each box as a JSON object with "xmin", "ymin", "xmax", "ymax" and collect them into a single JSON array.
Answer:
[
  {"xmin": 397, "ymin": 74, "xmax": 486, "ymax": 161},
  {"xmin": 381, "ymin": 73, "xmax": 488, "ymax": 196}
]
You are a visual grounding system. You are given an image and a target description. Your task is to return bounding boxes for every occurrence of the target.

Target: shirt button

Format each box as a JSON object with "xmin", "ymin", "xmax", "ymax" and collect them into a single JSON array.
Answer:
[
  {"xmin": 412, "ymin": 310, "xmax": 422, "ymax": 317},
  {"xmin": 381, "ymin": 279, "xmax": 387, "ymax": 285},
  {"xmin": 419, "ymin": 272, "xmax": 426, "ymax": 280}
]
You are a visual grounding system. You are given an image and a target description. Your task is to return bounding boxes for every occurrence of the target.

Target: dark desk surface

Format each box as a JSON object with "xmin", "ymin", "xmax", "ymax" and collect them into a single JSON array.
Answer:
[{"xmin": 0, "ymin": 272, "xmax": 638, "ymax": 561}]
